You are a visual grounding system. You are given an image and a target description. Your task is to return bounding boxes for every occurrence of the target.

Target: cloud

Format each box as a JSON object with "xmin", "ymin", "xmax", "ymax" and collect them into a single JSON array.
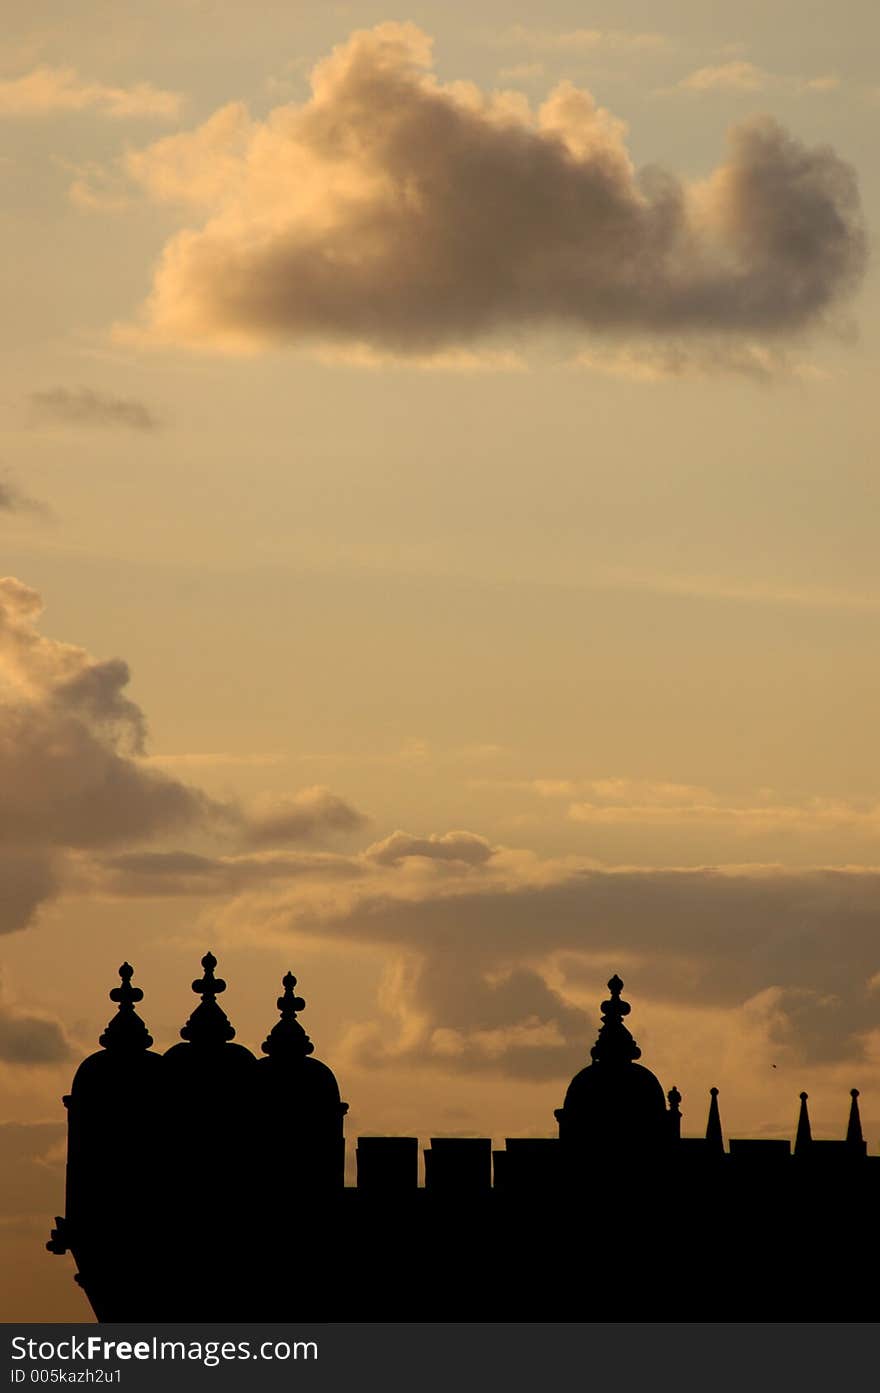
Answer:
[
  {"xmin": 478, "ymin": 773, "xmax": 880, "ymax": 839},
  {"xmin": 0, "ymin": 475, "xmax": 46, "ymax": 516},
  {"xmin": 668, "ymin": 62, "xmax": 840, "ymax": 96},
  {"xmin": 0, "ymin": 577, "xmax": 215, "ymax": 929},
  {"xmin": 0, "ymin": 577, "xmax": 372, "ymax": 931},
  {"xmin": 496, "ymin": 63, "xmax": 546, "ymax": 85},
  {"xmin": 495, "ymin": 27, "xmax": 669, "ymax": 54},
  {"xmin": 567, "ymin": 793, "xmax": 880, "ymax": 833},
  {"xmin": 93, "ymin": 848, "xmax": 363, "ymax": 898},
  {"xmin": 241, "ymin": 787, "xmax": 368, "ymax": 847},
  {"xmin": 365, "ymin": 830, "xmax": 495, "ymax": 867},
  {"xmin": 29, "ymin": 387, "xmax": 161, "ymax": 432},
  {"xmin": 118, "ymin": 24, "xmax": 866, "ymax": 363},
  {"xmin": 0, "ymin": 1122, "xmax": 65, "ymax": 1219},
  {"xmin": 596, "ymin": 567, "xmax": 880, "ymax": 613},
  {"xmin": 0, "ymin": 851, "xmax": 61, "ymax": 936},
  {"xmin": 0, "ymin": 66, "xmax": 181, "ymax": 119},
  {"xmin": 144, "ymin": 751, "xmax": 284, "ymax": 769},
  {"xmin": 573, "ymin": 340, "xmax": 830, "ymax": 382},
  {"xmin": 215, "ymin": 842, "xmax": 880, "ymax": 1074},
  {"xmin": 0, "ymin": 980, "xmax": 71, "ymax": 1066},
  {"xmin": 344, "ymin": 954, "xmax": 592, "ymax": 1080}
]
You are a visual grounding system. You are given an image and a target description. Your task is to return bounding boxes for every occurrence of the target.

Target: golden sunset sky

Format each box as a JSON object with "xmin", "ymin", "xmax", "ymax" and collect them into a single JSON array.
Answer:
[{"xmin": 1, "ymin": 0, "xmax": 878, "ymax": 1319}]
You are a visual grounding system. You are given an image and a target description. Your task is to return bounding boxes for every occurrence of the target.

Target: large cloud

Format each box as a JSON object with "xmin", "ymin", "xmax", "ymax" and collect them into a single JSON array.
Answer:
[
  {"xmin": 122, "ymin": 23, "xmax": 866, "ymax": 360},
  {"xmin": 212, "ymin": 843, "xmax": 880, "ymax": 1075},
  {"xmin": 0, "ymin": 578, "xmax": 365, "ymax": 932}
]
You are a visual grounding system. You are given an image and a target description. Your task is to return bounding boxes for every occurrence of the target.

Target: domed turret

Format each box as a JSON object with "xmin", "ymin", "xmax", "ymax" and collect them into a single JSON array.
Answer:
[
  {"xmin": 60, "ymin": 963, "xmax": 166, "ymax": 1318},
  {"xmin": 555, "ymin": 975, "xmax": 669, "ymax": 1165},
  {"xmin": 258, "ymin": 972, "xmax": 348, "ymax": 1192},
  {"xmin": 161, "ymin": 952, "xmax": 260, "ymax": 1316}
]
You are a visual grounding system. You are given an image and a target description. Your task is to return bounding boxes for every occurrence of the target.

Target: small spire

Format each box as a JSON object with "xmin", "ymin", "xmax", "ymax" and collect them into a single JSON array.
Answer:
[
  {"xmin": 98, "ymin": 962, "xmax": 153, "ymax": 1053},
  {"xmin": 262, "ymin": 971, "xmax": 315, "ymax": 1061},
  {"xmin": 795, "ymin": 1090, "xmax": 812, "ymax": 1156},
  {"xmin": 590, "ymin": 974, "xmax": 641, "ymax": 1064},
  {"xmin": 846, "ymin": 1088, "xmax": 864, "ymax": 1150},
  {"xmin": 179, "ymin": 951, "xmax": 235, "ymax": 1045},
  {"xmin": 705, "ymin": 1086, "xmax": 724, "ymax": 1156}
]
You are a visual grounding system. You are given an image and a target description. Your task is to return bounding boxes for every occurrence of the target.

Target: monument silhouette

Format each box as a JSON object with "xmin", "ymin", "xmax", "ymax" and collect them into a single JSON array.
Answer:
[{"xmin": 48, "ymin": 958, "xmax": 878, "ymax": 1320}]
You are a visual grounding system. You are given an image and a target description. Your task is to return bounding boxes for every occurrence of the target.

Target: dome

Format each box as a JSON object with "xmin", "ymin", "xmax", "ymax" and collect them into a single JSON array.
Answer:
[
  {"xmin": 70, "ymin": 961, "xmax": 165, "ymax": 1100},
  {"xmin": 258, "ymin": 972, "xmax": 346, "ymax": 1113},
  {"xmin": 162, "ymin": 952, "xmax": 257, "ymax": 1078},
  {"xmin": 563, "ymin": 1059, "xmax": 667, "ymax": 1116},
  {"xmin": 556, "ymin": 975, "xmax": 670, "ymax": 1157}
]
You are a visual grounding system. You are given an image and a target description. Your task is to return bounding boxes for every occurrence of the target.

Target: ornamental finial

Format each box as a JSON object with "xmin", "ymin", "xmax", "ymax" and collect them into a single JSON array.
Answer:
[
  {"xmin": 261, "ymin": 971, "xmax": 315, "ymax": 1060},
  {"xmin": 179, "ymin": 951, "xmax": 236, "ymax": 1045},
  {"xmin": 98, "ymin": 962, "xmax": 153, "ymax": 1052},
  {"xmin": 590, "ymin": 974, "xmax": 641, "ymax": 1064}
]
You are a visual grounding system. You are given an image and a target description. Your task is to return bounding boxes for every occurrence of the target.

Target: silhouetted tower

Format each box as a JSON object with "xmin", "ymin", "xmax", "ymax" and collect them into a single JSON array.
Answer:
[
  {"xmin": 49, "ymin": 963, "xmax": 165, "ymax": 1318},
  {"xmin": 554, "ymin": 975, "xmax": 670, "ymax": 1171},
  {"xmin": 258, "ymin": 971, "xmax": 348, "ymax": 1192}
]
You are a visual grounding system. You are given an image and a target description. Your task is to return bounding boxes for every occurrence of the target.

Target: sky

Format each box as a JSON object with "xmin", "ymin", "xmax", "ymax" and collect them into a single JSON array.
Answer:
[{"xmin": 1, "ymin": 0, "xmax": 878, "ymax": 1319}]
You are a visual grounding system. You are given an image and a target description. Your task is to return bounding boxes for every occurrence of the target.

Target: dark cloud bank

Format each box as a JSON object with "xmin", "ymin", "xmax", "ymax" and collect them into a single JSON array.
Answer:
[{"xmin": 249, "ymin": 854, "xmax": 880, "ymax": 1077}]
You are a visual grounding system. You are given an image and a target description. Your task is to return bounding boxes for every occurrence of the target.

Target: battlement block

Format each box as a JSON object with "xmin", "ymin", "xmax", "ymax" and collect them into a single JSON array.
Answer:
[
  {"xmin": 677, "ymin": 1137, "xmax": 718, "ymax": 1163},
  {"xmin": 356, "ymin": 1136, "xmax": 419, "ymax": 1192},
  {"xmin": 495, "ymin": 1138, "xmax": 560, "ymax": 1191},
  {"xmin": 728, "ymin": 1139, "xmax": 791, "ymax": 1165},
  {"xmin": 424, "ymin": 1138, "xmax": 492, "ymax": 1194},
  {"xmin": 799, "ymin": 1139, "xmax": 867, "ymax": 1164}
]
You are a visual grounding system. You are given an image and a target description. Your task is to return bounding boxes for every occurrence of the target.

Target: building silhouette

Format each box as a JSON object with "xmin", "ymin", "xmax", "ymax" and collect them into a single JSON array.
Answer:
[{"xmin": 47, "ymin": 957, "xmax": 878, "ymax": 1320}]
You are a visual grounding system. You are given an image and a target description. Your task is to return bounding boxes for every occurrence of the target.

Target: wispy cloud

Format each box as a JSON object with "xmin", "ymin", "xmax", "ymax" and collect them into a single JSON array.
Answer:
[
  {"xmin": 496, "ymin": 62, "xmax": 546, "ymax": 85},
  {"xmin": 573, "ymin": 341, "xmax": 830, "ymax": 382},
  {"xmin": 597, "ymin": 566, "xmax": 880, "ymax": 613},
  {"xmin": 145, "ymin": 752, "xmax": 285, "ymax": 769},
  {"xmin": 0, "ymin": 65, "xmax": 182, "ymax": 119},
  {"xmin": 495, "ymin": 26, "xmax": 670, "ymax": 54},
  {"xmin": 0, "ymin": 475, "xmax": 47, "ymax": 516},
  {"xmin": 663, "ymin": 61, "xmax": 839, "ymax": 97},
  {"xmin": 28, "ymin": 387, "xmax": 161, "ymax": 432},
  {"xmin": 472, "ymin": 774, "xmax": 880, "ymax": 837}
]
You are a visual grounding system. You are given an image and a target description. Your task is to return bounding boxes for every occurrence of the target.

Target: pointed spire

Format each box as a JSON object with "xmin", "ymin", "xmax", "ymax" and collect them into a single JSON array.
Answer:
[
  {"xmin": 795, "ymin": 1090, "xmax": 812, "ymax": 1156},
  {"xmin": 590, "ymin": 974, "xmax": 641, "ymax": 1064},
  {"xmin": 98, "ymin": 962, "xmax": 153, "ymax": 1053},
  {"xmin": 261, "ymin": 971, "xmax": 315, "ymax": 1061},
  {"xmin": 846, "ymin": 1088, "xmax": 864, "ymax": 1151},
  {"xmin": 705, "ymin": 1086, "xmax": 724, "ymax": 1157},
  {"xmin": 179, "ymin": 951, "xmax": 235, "ymax": 1045}
]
